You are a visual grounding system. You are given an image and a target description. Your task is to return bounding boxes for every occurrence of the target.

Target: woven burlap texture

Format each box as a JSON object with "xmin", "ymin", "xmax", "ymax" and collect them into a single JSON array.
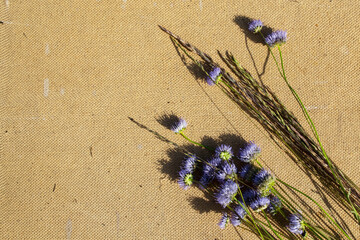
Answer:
[{"xmin": 0, "ymin": 0, "xmax": 359, "ymax": 239}]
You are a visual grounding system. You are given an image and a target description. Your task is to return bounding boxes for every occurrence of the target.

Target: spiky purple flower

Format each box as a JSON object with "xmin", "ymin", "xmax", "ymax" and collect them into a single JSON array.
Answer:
[
  {"xmin": 178, "ymin": 169, "xmax": 193, "ymax": 190},
  {"xmin": 241, "ymin": 188, "xmax": 259, "ymax": 203},
  {"xmin": 288, "ymin": 213, "xmax": 305, "ymax": 236},
  {"xmin": 249, "ymin": 196, "xmax": 270, "ymax": 212},
  {"xmin": 206, "ymin": 67, "xmax": 222, "ymax": 86},
  {"xmin": 198, "ymin": 157, "xmax": 221, "ymax": 189},
  {"xmin": 216, "ymin": 161, "xmax": 237, "ymax": 182},
  {"xmin": 265, "ymin": 30, "xmax": 288, "ymax": 47},
  {"xmin": 253, "ymin": 168, "xmax": 276, "ymax": 196},
  {"xmin": 218, "ymin": 212, "xmax": 229, "ymax": 229},
  {"xmin": 230, "ymin": 204, "xmax": 247, "ymax": 226},
  {"xmin": 215, "ymin": 144, "xmax": 233, "ymax": 161},
  {"xmin": 181, "ymin": 154, "xmax": 197, "ymax": 173},
  {"xmin": 248, "ymin": 19, "xmax": 263, "ymax": 33},
  {"xmin": 238, "ymin": 164, "xmax": 251, "ymax": 179},
  {"xmin": 238, "ymin": 164, "xmax": 259, "ymax": 181},
  {"xmin": 199, "ymin": 167, "xmax": 215, "ymax": 189},
  {"xmin": 171, "ymin": 118, "xmax": 187, "ymax": 133},
  {"xmin": 215, "ymin": 180, "xmax": 238, "ymax": 208},
  {"xmin": 266, "ymin": 195, "xmax": 282, "ymax": 215},
  {"xmin": 240, "ymin": 188, "xmax": 269, "ymax": 211},
  {"xmin": 209, "ymin": 157, "xmax": 222, "ymax": 168},
  {"xmin": 253, "ymin": 168, "xmax": 270, "ymax": 185},
  {"xmin": 238, "ymin": 141, "xmax": 261, "ymax": 162}
]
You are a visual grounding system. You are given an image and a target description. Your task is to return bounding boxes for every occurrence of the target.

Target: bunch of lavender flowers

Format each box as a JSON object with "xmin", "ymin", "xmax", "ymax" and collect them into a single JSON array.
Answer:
[
  {"xmin": 159, "ymin": 25, "xmax": 355, "ymax": 239},
  {"xmin": 169, "ymin": 118, "xmax": 349, "ymax": 239}
]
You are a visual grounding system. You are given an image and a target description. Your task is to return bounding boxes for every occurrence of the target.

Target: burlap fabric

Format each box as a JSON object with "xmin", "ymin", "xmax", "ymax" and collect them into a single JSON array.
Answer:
[{"xmin": 1, "ymin": 1, "xmax": 359, "ymax": 239}]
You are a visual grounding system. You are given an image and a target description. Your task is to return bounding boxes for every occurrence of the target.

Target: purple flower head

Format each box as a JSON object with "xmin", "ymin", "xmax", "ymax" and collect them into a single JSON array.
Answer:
[
  {"xmin": 248, "ymin": 19, "xmax": 263, "ymax": 33},
  {"xmin": 254, "ymin": 168, "xmax": 276, "ymax": 196},
  {"xmin": 171, "ymin": 118, "xmax": 187, "ymax": 133},
  {"xmin": 249, "ymin": 196, "xmax": 270, "ymax": 212},
  {"xmin": 199, "ymin": 172, "xmax": 213, "ymax": 189},
  {"xmin": 215, "ymin": 180, "xmax": 238, "ymax": 208},
  {"xmin": 216, "ymin": 161, "xmax": 237, "ymax": 182},
  {"xmin": 209, "ymin": 157, "xmax": 222, "ymax": 168},
  {"xmin": 266, "ymin": 195, "xmax": 282, "ymax": 215},
  {"xmin": 218, "ymin": 212, "xmax": 229, "ymax": 229},
  {"xmin": 238, "ymin": 141, "xmax": 261, "ymax": 163},
  {"xmin": 238, "ymin": 164, "xmax": 259, "ymax": 182},
  {"xmin": 265, "ymin": 30, "xmax": 288, "ymax": 47},
  {"xmin": 241, "ymin": 188, "xmax": 259, "ymax": 204},
  {"xmin": 253, "ymin": 168, "xmax": 271, "ymax": 185},
  {"xmin": 206, "ymin": 67, "xmax": 222, "ymax": 86},
  {"xmin": 198, "ymin": 158, "xmax": 219, "ymax": 189},
  {"xmin": 288, "ymin": 213, "xmax": 305, "ymax": 236},
  {"xmin": 199, "ymin": 167, "xmax": 215, "ymax": 189},
  {"xmin": 215, "ymin": 144, "xmax": 234, "ymax": 161},
  {"xmin": 238, "ymin": 164, "xmax": 251, "ymax": 179},
  {"xmin": 181, "ymin": 154, "xmax": 197, "ymax": 173},
  {"xmin": 230, "ymin": 205, "xmax": 247, "ymax": 226},
  {"xmin": 178, "ymin": 169, "xmax": 193, "ymax": 190}
]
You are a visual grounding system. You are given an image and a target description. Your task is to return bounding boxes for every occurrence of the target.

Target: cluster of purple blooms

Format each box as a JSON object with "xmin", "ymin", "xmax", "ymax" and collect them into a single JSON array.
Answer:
[
  {"xmin": 203, "ymin": 21, "xmax": 287, "ymax": 89},
  {"xmin": 173, "ymin": 118, "xmax": 304, "ymax": 235},
  {"xmin": 247, "ymin": 19, "xmax": 287, "ymax": 47},
  {"xmin": 176, "ymin": 137, "xmax": 283, "ymax": 229}
]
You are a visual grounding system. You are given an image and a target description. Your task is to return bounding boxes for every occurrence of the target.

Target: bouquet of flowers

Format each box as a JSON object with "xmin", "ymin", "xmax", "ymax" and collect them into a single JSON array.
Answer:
[{"xmin": 155, "ymin": 18, "xmax": 360, "ymax": 239}]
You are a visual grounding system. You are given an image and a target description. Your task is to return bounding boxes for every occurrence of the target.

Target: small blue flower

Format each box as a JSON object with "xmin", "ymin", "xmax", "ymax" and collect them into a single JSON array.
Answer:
[
  {"xmin": 266, "ymin": 195, "xmax": 282, "ymax": 215},
  {"xmin": 248, "ymin": 19, "xmax": 263, "ymax": 33},
  {"xmin": 230, "ymin": 204, "xmax": 247, "ymax": 226},
  {"xmin": 209, "ymin": 157, "xmax": 222, "ymax": 167},
  {"xmin": 181, "ymin": 154, "xmax": 197, "ymax": 173},
  {"xmin": 253, "ymin": 168, "xmax": 276, "ymax": 196},
  {"xmin": 240, "ymin": 188, "xmax": 269, "ymax": 211},
  {"xmin": 199, "ymin": 166, "xmax": 215, "ymax": 189},
  {"xmin": 215, "ymin": 180, "xmax": 238, "ymax": 208},
  {"xmin": 238, "ymin": 164, "xmax": 259, "ymax": 181},
  {"xmin": 171, "ymin": 118, "xmax": 187, "ymax": 133},
  {"xmin": 218, "ymin": 212, "xmax": 229, "ymax": 229},
  {"xmin": 241, "ymin": 188, "xmax": 259, "ymax": 203},
  {"xmin": 288, "ymin": 213, "xmax": 305, "ymax": 236},
  {"xmin": 238, "ymin": 141, "xmax": 261, "ymax": 162},
  {"xmin": 206, "ymin": 67, "xmax": 222, "ymax": 86},
  {"xmin": 249, "ymin": 196, "xmax": 270, "ymax": 212},
  {"xmin": 238, "ymin": 164, "xmax": 251, "ymax": 179},
  {"xmin": 265, "ymin": 30, "xmax": 288, "ymax": 47},
  {"xmin": 198, "ymin": 157, "xmax": 221, "ymax": 189},
  {"xmin": 253, "ymin": 168, "xmax": 271, "ymax": 185},
  {"xmin": 216, "ymin": 161, "xmax": 237, "ymax": 182},
  {"xmin": 215, "ymin": 144, "xmax": 233, "ymax": 161},
  {"xmin": 178, "ymin": 169, "xmax": 193, "ymax": 190}
]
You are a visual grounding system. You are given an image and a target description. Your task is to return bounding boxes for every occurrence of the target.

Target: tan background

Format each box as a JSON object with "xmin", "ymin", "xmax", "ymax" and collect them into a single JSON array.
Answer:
[{"xmin": 0, "ymin": 0, "xmax": 359, "ymax": 239}]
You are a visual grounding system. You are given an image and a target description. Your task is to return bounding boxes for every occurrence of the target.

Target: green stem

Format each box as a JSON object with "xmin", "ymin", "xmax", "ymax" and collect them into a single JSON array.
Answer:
[
  {"xmin": 259, "ymin": 32, "xmax": 284, "ymax": 79},
  {"xmin": 278, "ymin": 179, "xmax": 351, "ymax": 240},
  {"xmin": 228, "ymin": 203, "xmax": 265, "ymax": 240},
  {"xmin": 262, "ymin": 210, "xmax": 284, "ymax": 240},
  {"xmin": 260, "ymin": 30, "xmax": 358, "ymax": 222},
  {"xmin": 303, "ymin": 223, "xmax": 332, "ymax": 240},
  {"xmin": 179, "ymin": 132, "xmax": 213, "ymax": 151},
  {"xmin": 276, "ymin": 46, "xmax": 360, "ymax": 222}
]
